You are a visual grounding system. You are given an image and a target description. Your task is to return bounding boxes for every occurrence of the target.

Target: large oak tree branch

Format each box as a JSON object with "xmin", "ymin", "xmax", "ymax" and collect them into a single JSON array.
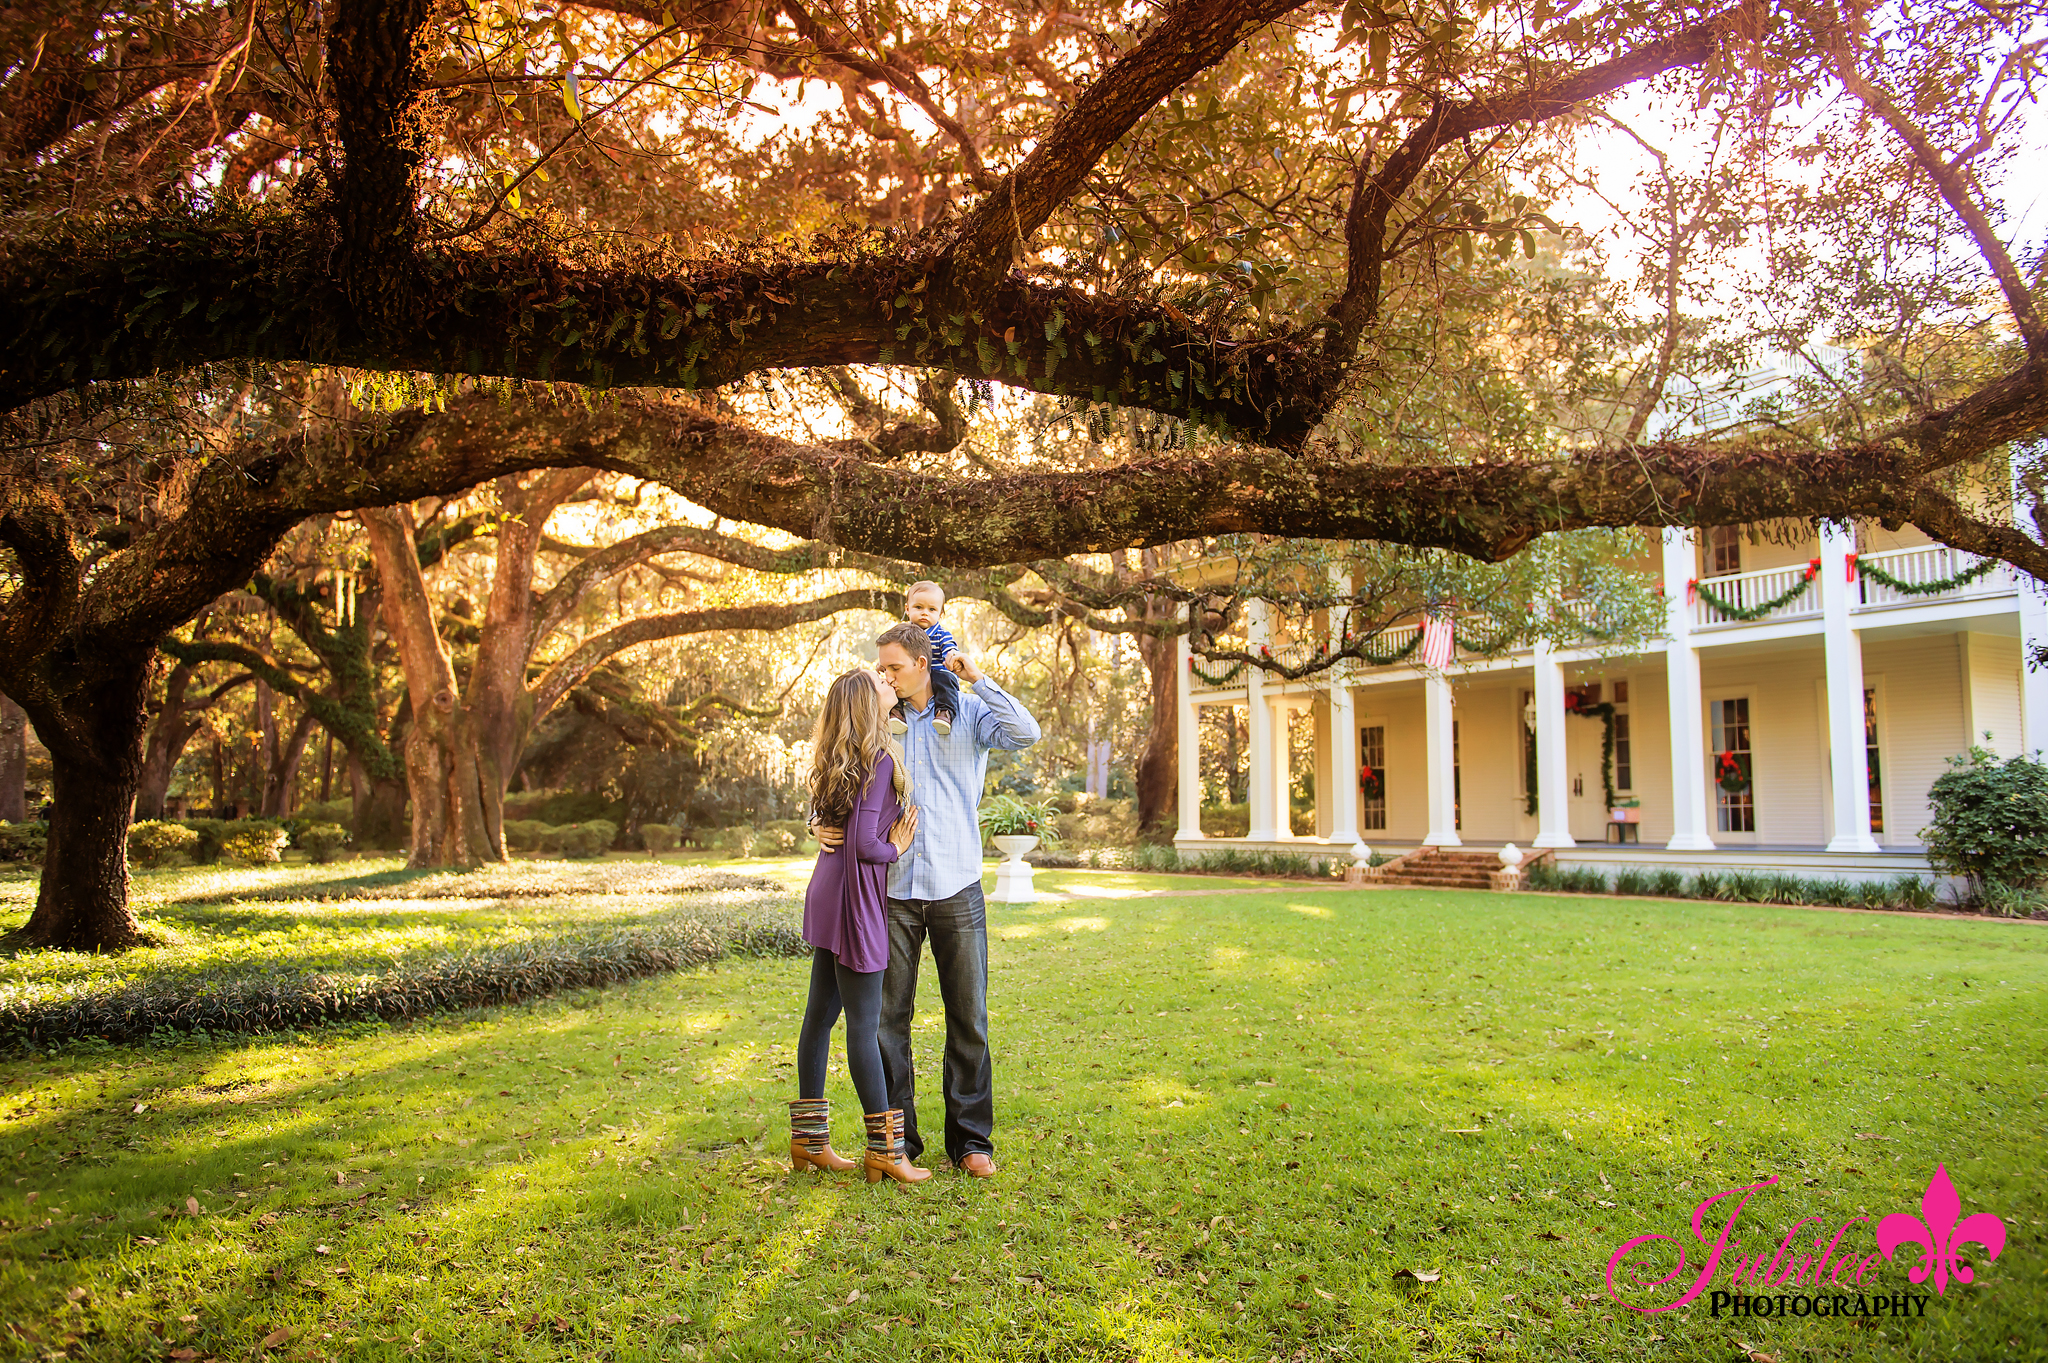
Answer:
[
  {"xmin": 947, "ymin": 0, "xmax": 1307, "ymax": 291},
  {"xmin": 527, "ymin": 586, "xmax": 900, "ymax": 722},
  {"xmin": 1329, "ymin": 1, "xmax": 1760, "ymax": 354}
]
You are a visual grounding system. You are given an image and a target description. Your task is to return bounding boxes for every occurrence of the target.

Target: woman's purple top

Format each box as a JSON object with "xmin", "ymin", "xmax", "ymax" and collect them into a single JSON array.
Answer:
[{"xmin": 801, "ymin": 752, "xmax": 900, "ymax": 974}]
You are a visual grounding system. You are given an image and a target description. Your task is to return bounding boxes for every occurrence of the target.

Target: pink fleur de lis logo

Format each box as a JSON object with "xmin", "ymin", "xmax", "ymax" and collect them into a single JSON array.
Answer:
[{"xmin": 1876, "ymin": 1164, "xmax": 2006, "ymax": 1296}]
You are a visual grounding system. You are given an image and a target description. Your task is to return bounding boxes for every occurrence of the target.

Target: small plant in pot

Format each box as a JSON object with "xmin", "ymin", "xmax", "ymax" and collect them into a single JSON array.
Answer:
[{"xmin": 980, "ymin": 793, "xmax": 1061, "ymax": 860}]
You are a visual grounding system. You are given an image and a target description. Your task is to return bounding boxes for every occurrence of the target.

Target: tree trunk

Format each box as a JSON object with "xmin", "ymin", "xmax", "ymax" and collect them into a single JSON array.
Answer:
[
  {"xmin": 0, "ymin": 693, "xmax": 27, "ymax": 823},
  {"xmin": 263, "ymin": 709, "xmax": 317, "ymax": 816},
  {"xmin": 255, "ymin": 679, "xmax": 277, "ymax": 809},
  {"xmin": 1134, "ymin": 628, "xmax": 1178, "ymax": 837},
  {"xmin": 349, "ymin": 754, "xmax": 409, "ymax": 850},
  {"xmin": 362, "ymin": 504, "xmax": 503, "ymax": 867},
  {"xmin": 4, "ymin": 654, "xmax": 155, "ymax": 951},
  {"xmin": 135, "ymin": 660, "xmax": 219, "ymax": 821}
]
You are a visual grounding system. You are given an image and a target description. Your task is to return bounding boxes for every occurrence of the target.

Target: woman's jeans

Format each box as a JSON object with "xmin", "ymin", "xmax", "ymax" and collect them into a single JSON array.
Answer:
[{"xmin": 796, "ymin": 947, "xmax": 888, "ymax": 1115}]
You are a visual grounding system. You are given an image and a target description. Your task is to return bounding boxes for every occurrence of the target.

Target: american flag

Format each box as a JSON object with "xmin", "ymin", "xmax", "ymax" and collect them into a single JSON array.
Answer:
[{"xmin": 1418, "ymin": 614, "xmax": 1456, "ymax": 670}]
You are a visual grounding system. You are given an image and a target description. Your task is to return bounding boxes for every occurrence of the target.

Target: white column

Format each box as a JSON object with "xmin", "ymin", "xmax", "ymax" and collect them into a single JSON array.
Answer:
[
  {"xmin": 1325, "ymin": 587, "xmax": 1364, "ymax": 857},
  {"xmin": 2017, "ymin": 461, "xmax": 2048, "ymax": 756},
  {"xmin": 1663, "ymin": 528, "xmax": 1716, "ymax": 850},
  {"xmin": 1244, "ymin": 600, "xmax": 1279, "ymax": 841},
  {"xmin": 2022, "ymin": 584, "xmax": 2048, "ymax": 758},
  {"xmin": 1423, "ymin": 673, "xmax": 1462, "ymax": 847},
  {"xmin": 1821, "ymin": 521, "xmax": 1881, "ymax": 853},
  {"xmin": 1270, "ymin": 697, "xmax": 1295, "ymax": 839},
  {"xmin": 1532, "ymin": 640, "xmax": 1575, "ymax": 848},
  {"xmin": 1174, "ymin": 631, "xmax": 1202, "ymax": 840},
  {"xmin": 1323, "ymin": 568, "xmax": 1363, "ymax": 854}
]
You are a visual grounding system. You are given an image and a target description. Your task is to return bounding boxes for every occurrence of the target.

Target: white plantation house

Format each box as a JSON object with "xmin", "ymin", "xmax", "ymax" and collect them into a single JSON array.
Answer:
[{"xmin": 1173, "ymin": 355, "xmax": 2048, "ymax": 883}]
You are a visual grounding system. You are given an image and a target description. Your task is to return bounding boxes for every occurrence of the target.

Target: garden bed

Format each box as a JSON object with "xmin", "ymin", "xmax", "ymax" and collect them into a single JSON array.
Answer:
[{"xmin": 0, "ymin": 861, "xmax": 803, "ymax": 1047}]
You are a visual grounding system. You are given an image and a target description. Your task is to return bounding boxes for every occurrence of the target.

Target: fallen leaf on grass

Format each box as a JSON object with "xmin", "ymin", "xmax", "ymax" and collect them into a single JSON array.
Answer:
[
  {"xmin": 185, "ymin": 1197, "xmax": 200, "ymax": 1216},
  {"xmin": 1534, "ymin": 1230, "xmax": 1566, "ymax": 1241},
  {"xmin": 1392, "ymin": 1268, "xmax": 1441, "ymax": 1283},
  {"xmin": 257, "ymin": 1326, "xmax": 293, "ymax": 1350}
]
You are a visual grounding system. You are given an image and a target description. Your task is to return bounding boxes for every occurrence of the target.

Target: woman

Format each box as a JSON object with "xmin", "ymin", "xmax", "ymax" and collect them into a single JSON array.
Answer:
[{"xmin": 789, "ymin": 668, "xmax": 928, "ymax": 1184}]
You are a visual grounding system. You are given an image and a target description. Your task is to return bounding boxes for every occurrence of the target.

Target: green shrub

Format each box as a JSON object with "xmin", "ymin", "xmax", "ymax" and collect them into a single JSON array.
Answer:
[
  {"xmin": 221, "ymin": 825, "xmax": 290, "ymax": 866},
  {"xmin": 1978, "ymin": 880, "xmax": 2048, "ymax": 919},
  {"xmin": 640, "ymin": 824, "xmax": 681, "ymax": 854},
  {"xmin": 299, "ymin": 823, "xmax": 350, "ymax": 864},
  {"xmin": 128, "ymin": 820, "xmax": 201, "ymax": 868},
  {"xmin": 1889, "ymin": 875, "xmax": 1938, "ymax": 911},
  {"xmin": 503, "ymin": 820, "xmax": 553, "ymax": 853},
  {"xmin": 548, "ymin": 820, "xmax": 619, "ymax": 859},
  {"xmin": 0, "ymin": 820, "xmax": 48, "ymax": 865},
  {"xmin": 503, "ymin": 790, "xmax": 616, "ymax": 826},
  {"xmin": 1198, "ymin": 803, "xmax": 1250, "ymax": 838},
  {"xmin": 1612, "ymin": 867, "xmax": 1651, "ymax": 896},
  {"xmin": 0, "ymin": 920, "xmax": 809, "ymax": 1048},
  {"xmin": 759, "ymin": 819, "xmax": 811, "ymax": 854},
  {"xmin": 1924, "ymin": 747, "xmax": 2048, "ymax": 900},
  {"xmin": 1649, "ymin": 869, "xmax": 1687, "ymax": 897},
  {"xmin": 180, "ymin": 819, "xmax": 230, "ymax": 864},
  {"xmin": 299, "ymin": 797, "xmax": 354, "ymax": 830},
  {"xmin": 1525, "ymin": 860, "xmax": 1562, "ymax": 891},
  {"xmin": 1809, "ymin": 878, "xmax": 1857, "ymax": 907}
]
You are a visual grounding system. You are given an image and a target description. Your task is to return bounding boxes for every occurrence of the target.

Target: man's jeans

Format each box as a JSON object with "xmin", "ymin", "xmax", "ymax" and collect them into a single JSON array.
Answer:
[{"xmin": 880, "ymin": 882, "xmax": 992, "ymax": 1164}]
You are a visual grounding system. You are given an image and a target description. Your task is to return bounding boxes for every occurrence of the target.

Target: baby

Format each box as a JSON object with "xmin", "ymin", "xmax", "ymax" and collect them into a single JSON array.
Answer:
[{"xmin": 890, "ymin": 580, "xmax": 960, "ymax": 737}]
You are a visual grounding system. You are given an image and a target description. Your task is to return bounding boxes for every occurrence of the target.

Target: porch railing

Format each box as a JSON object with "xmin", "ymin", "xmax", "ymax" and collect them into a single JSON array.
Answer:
[
  {"xmin": 1854, "ymin": 543, "xmax": 2016, "ymax": 610},
  {"xmin": 1690, "ymin": 562, "xmax": 1821, "ymax": 629}
]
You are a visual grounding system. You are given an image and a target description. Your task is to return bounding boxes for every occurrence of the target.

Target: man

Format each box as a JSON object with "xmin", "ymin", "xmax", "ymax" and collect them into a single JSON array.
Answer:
[{"xmin": 816, "ymin": 621, "xmax": 1040, "ymax": 1177}]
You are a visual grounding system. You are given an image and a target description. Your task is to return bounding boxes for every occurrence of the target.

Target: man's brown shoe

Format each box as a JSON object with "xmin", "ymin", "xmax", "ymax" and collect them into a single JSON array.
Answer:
[{"xmin": 959, "ymin": 1152, "xmax": 997, "ymax": 1178}]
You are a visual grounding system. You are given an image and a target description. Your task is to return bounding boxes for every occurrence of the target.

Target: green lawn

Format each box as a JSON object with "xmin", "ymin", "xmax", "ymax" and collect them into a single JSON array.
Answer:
[{"xmin": 2, "ymin": 864, "xmax": 2044, "ymax": 1362}]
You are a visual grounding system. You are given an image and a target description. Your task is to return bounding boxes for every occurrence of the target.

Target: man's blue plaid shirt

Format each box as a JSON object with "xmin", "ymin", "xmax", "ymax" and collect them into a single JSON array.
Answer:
[{"xmin": 888, "ymin": 677, "xmax": 1040, "ymax": 901}]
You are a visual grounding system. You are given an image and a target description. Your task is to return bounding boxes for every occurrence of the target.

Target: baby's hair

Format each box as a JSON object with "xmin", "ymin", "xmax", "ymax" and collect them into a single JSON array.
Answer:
[{"xmin": 905, "ymin": 580, "xmax": 945, "ymax": 604}]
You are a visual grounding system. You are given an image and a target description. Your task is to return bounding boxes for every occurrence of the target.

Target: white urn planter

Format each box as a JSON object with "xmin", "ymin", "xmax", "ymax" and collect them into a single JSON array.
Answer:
[{"xmin": 989, "ymin": 834, "xmax": 1040, "ymax": 904}]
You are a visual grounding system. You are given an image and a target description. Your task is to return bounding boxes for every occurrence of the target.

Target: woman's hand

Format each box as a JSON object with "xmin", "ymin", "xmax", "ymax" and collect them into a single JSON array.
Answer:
[{"xmin": 888, "ymin": 806, "xmax": 919, "ymax": 853}]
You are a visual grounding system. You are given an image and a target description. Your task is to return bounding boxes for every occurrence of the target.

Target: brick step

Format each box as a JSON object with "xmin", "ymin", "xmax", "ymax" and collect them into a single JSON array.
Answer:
[{"xmin": 1379, "ymin": 872, "xmax": 1494, "ymax": 888}]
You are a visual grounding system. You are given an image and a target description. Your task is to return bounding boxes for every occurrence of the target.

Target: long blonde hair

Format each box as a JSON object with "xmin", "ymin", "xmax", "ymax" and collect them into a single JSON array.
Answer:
[{"xmin": 808, "ymin": 669, "xmax": 910, "ymax": 825}]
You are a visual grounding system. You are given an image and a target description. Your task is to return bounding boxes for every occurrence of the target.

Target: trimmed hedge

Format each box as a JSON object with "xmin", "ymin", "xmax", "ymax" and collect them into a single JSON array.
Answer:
[
  {"xmin": 1130, "ymin": 844, "xmax": 1355, "ymax": 878},
  {"xmin": 1, "ymin": 919, "xmax": 807, "ymax": 1048},
  {"xmin": 1527, "ymin": 860, "xmax": 1939, "ymax": 911}
]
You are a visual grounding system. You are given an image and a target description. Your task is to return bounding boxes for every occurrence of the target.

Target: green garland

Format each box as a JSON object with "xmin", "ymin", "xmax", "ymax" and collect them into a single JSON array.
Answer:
[
  {"xmin": 1189, "ymin": 657, "xmax": 1246, "ymax": 685},
  {"xmin": 1453, "ymin": 623, "xmax": 1517, "ymax": 653},
  {"xmin": 1856, "ymin": 555, "xmax": 1998, "ymax": 597},
  {"xmin": 1566, "ymin": 699, "xmax": 1619, "ymax": 812},
  {"xmin": 1523, "ymin": 722, "xmax": 1539, "ymax": 815},
  {"xmin": 1354, "ymin": 629, "xmax": 1425, "ymax": 666},
  {"xmin": 1691, "ymin": 562, "xmax": 1818, "ymax": 621}
]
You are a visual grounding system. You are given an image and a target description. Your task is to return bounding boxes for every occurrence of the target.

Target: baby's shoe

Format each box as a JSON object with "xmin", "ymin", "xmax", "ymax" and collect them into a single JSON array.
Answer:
[
  {"xmin": 888, "ymin": 703, "xmax": 909, "ymax": 736},
  {"xmin": 932, "ymin": 709, "xmax": 954, "ymax": 736}
]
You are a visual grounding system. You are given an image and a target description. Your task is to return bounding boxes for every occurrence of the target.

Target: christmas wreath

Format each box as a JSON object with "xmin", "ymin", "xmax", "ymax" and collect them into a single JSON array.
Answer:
[
  {"xmin": 1359, "ymin": 763, "xmax": 1384, "ymax": 802},
  {"xmin": 1715, "ymin": 750, "xmax": 1751, "ymax": 795}
]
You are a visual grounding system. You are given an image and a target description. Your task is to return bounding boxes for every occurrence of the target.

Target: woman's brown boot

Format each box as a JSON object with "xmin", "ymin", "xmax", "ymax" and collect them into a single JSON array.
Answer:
[
  {"xmin": 788, "ymin": 1098, "xmax": 856, "ymax": 1172},
  {"xmin": 863, "ymin": 1109, "xmax": 931, "ymax": 1184}
]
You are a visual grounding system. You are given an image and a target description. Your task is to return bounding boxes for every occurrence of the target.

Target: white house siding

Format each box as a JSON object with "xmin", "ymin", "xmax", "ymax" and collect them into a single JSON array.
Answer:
[
  {"xmin": 1696, "ymin": 644, "xmax": 1829, "ymax": 845},
  {"xmin": 1859, "ymin": 635, "xmax": 1971, "ymax": 848},
  {"xmin": 1959, "ymin": 632, "xmax": 2025, "ymax": 758},
  {"xmin": 1355, "ymin": 684, "xmax": 1429, "ymax": 843},
  {"xmin": 1455, "ymin": 681, "xmax": 1529, "ymax": 842}
]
